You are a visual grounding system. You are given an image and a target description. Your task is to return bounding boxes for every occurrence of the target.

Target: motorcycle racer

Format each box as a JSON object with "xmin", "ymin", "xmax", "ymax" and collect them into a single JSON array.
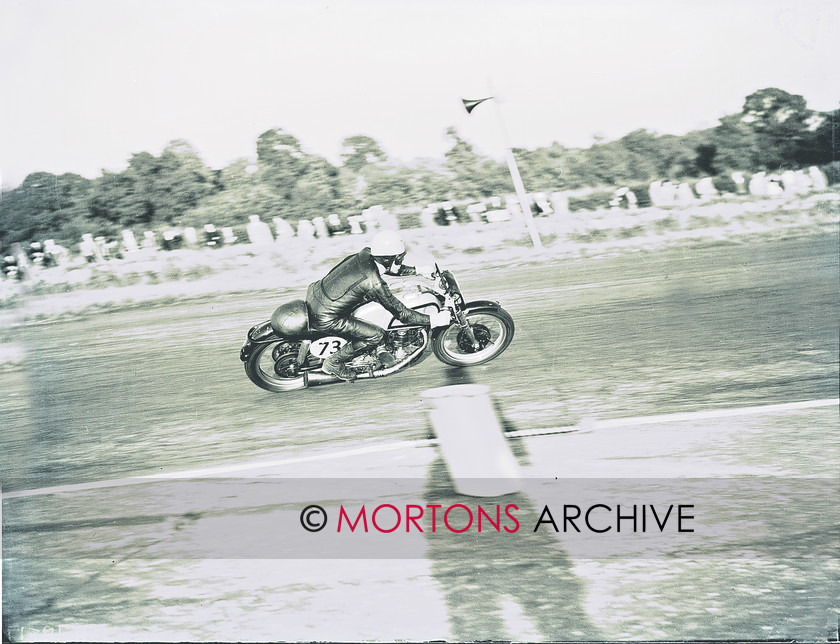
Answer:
[{"xmin": 306, "ymin": 231, "xmax": 451, "ymax": 381}]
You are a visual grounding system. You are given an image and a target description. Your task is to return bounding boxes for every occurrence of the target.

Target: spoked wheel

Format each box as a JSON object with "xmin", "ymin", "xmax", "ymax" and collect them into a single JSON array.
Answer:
[
  {"xmin": 432, "ymin": 308, "xmax": 515, "ymax": 366},
  {"xmin": 244, "ymin": 341, "xmax": 306, "ymax": 392}
]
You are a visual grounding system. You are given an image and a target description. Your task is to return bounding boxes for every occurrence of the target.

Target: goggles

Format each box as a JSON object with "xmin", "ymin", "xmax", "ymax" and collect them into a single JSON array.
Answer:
[{"xmin": 374, "ymin": 251, "xmax": 406, "ymax": 269}]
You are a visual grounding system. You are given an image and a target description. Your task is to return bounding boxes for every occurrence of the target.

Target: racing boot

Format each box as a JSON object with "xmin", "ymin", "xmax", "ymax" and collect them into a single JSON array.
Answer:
[{"xmin": 322, "ymin": 342, "xmax": 359, "ymax": 382}]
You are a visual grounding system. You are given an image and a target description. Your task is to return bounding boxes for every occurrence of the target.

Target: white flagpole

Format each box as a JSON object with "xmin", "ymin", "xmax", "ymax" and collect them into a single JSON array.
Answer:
[{"xmin": 486, "ymin": 83, "xmax": 543, "ymax": 249}]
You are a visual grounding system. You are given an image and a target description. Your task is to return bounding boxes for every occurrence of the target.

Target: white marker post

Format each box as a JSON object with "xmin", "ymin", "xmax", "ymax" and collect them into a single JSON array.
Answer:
[
  {"xmin": 487, "ymin": 85, "xmax": 543, "ymax": 249},
  {"xmin": 421, "ymin": 384, "xmax": 523, "ymax": 497},
  {"xmin": 494, "ymin": 109, "xmax": 543, "ymax": 249},
  {"xmin": 463, "ymin": 92, "xmax": 544, "ymax": 249}
]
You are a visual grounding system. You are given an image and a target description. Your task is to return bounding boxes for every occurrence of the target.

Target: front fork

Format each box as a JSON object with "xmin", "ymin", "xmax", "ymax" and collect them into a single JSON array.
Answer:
[{"xmin": 447, "ymin": 297, "xmax": 481, "ymax": 351}]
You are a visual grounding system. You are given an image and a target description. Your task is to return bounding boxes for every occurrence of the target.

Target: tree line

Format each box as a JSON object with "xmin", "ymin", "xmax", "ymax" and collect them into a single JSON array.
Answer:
[{"xmin": 1, "ymin": 88, "xmax": 837, "ymax": 251}]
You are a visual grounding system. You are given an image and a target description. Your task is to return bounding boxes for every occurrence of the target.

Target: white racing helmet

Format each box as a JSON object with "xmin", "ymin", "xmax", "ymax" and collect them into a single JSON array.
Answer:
[{"xmin": 370, "ymin": 231, "xmax": 407, "ymax": 273}]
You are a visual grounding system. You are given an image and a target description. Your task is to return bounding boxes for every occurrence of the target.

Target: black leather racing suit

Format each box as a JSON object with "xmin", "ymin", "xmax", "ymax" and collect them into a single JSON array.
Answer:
[{"xmin": 305, "ymin": 247, "xmax": 431, "ymax": 354}]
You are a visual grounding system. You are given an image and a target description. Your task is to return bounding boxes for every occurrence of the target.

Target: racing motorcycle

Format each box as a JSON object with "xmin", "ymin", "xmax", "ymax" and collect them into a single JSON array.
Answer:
[{"xmin": 240, "ymin": 266, "xmax": 514, "ymax": 392}]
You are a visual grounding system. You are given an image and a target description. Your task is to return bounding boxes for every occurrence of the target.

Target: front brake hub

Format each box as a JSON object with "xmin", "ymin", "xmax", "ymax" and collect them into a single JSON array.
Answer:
[{"xmin": 457, "ymin": 324, "xmax": 491, "ymax": 352}]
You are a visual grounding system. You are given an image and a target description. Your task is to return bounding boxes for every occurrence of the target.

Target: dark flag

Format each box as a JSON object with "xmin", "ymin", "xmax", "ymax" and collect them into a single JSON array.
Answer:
[{"xmin": 462, "ymin": 97, "xmax": 493, "ymax": 114}]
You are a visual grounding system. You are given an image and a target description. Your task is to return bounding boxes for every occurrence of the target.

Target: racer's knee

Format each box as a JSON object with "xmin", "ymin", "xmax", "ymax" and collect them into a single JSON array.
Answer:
[{"xmin": 358, "ymin": 327, "xmax": 384, "ymax": 349}]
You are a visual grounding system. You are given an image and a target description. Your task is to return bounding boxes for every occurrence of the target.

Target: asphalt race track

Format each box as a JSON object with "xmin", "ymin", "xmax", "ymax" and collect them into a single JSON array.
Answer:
[
  {"xmin": 4, "ymin": 230, "xmax": 838, "ymax": 489},
  {"xmin": 2, "ymin": 229, "xmax": 838, "ymax": 641}
]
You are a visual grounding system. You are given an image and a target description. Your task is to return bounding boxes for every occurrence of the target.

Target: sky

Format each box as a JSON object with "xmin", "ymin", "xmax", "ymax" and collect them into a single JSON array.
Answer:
[{"xmin": 1, "ymin": 0, "xmax": 838, "ymax": 189}]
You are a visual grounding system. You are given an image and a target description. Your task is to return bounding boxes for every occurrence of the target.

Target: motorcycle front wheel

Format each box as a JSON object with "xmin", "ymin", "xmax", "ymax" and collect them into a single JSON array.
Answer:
[
  {"xmin": 432, "ymin": 308, "xmax": 515, "ymax": 366},
  {"xmin": 244, "ymin": 340, "xmax": 306, "ymax": 392}
]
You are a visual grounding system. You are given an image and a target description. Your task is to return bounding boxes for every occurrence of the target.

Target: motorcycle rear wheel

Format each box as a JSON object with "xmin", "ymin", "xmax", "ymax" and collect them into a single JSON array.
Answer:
[
  {"xmin": 432, "ymin": 308, "xmax": 514, "ymax": 366},
  {"xmin": 244, "ymin": 340, "xmax": 306, "ymax": 392}
]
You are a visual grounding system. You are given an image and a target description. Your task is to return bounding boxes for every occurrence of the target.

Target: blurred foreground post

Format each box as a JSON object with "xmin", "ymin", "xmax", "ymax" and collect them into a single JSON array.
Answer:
[{"xmin": 421, "ymin": 384, "xmax": 522, "ymax": 497}]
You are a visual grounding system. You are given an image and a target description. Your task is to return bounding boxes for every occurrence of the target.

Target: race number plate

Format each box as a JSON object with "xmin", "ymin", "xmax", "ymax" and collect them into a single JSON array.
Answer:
[{"xmin": 309, "ymin": 336, "xmax": 348, "ymax": 358}]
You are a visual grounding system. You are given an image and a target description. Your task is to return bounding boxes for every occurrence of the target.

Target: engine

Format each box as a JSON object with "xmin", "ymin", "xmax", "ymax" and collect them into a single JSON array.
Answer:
[{"xmin": 385, "ymin": 328, "xmax": 426, "ymax": 363}]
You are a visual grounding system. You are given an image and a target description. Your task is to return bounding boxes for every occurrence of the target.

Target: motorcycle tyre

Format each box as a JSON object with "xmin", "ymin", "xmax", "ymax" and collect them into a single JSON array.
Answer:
[
  {"xmin": 244, "ymin": 340, "xmax": 306, "ymax": 392},
  {"xmin": 432, "ymin": 308, "xmax": 515, "ymax": 367}
]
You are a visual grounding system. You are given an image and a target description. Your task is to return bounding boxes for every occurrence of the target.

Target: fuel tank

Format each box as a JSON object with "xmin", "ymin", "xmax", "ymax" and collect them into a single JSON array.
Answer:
[{"xmin": 355, "ymin": 290, "xmax": 439, "ymax": 327}]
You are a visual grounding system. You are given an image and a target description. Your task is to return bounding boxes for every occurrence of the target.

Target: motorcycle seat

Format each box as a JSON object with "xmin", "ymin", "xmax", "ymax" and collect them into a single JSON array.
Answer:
[{"xmin": 270, "ymin": 299, "xmax": 313, "ymax": 339}]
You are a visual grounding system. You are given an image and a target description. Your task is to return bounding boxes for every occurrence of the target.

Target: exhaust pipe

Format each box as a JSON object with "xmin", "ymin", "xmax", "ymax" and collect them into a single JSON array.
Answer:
[
  {"xmin": 303, "ymin": 363, "xmax": 400, "ymax": 387},
  {"xmin": 304, "ymin": 370, "xmax": 342, "ymax": 387}
]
